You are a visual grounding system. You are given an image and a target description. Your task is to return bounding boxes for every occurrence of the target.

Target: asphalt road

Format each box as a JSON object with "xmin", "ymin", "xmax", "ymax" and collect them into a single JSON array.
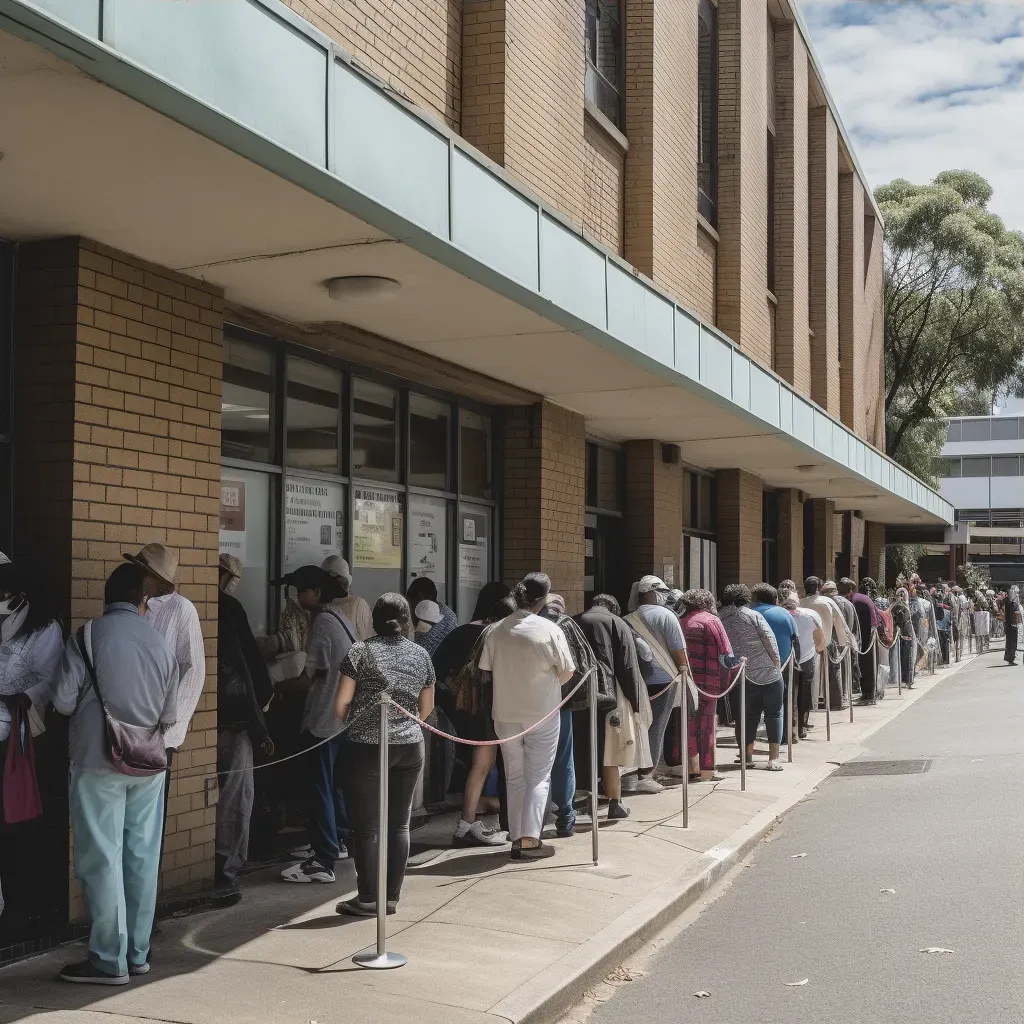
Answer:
[{"xmin": 588, "ymin": 652, "xmax": 1024, "ymax": 1024}]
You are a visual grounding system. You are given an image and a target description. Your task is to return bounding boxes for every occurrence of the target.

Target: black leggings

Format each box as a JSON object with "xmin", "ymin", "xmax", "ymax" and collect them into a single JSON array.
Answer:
[{"xmin": 339, "ymin": 741, "xmax": 423, "ymax": 903}]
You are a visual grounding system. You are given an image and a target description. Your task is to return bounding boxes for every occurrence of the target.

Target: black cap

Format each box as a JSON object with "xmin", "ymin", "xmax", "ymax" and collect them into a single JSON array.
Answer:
[{"xmin": 271, "ymin": 565, "xmax": 341, "ymax": 596}]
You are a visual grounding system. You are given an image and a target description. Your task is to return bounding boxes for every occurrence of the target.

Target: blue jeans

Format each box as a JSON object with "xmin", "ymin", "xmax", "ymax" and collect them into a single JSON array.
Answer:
[
  {"xmin": 305, "ymin": 733, "xmax": 350, "ymax": 870},
  {"xmin": 746, "ymin": 679, "xmax": 784, "ymax": 746},
  {"xmin": 70, "ymin": 769, "xmax": 165, "ymax": 977},
  {"xmin": 550, "ymin": 709, "xmax": 575, "ymax": 833}
]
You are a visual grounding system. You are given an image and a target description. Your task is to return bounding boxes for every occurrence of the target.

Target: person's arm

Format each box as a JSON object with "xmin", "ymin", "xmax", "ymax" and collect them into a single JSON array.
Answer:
[
  {"xmin": 335, "ymin": 674, "xmax": 357, "ymax": 721},
  {"xmin": 614, "ymin": 622, "xmax": 642, "ymax": 712},
  {"xmin": 754, "ymin": 612, "xmax": 781, "ymax": 667},
  {"xmin": 169, "ymin": 601, "xmax": 208, "ymax": 747},
  {"xmin": 551, "ymin": 628, "xmax": 576, "ymax": 686},
  {"xmin": 23, "ymin": 621, "xmax": 63, "ymax": 709},
  {"xmin": 51, "ymin": 630, "xmax": 86, "ymax": 716},
  {"xmin": 831, "ymin": 602, "xmax": 851, "ymax": 645},
  {"xmin": 419, "ymin": 684, "xmax": 435, "ymax": 721},
  {"xmin": 160, "ymin": 653, "xmax": 179, "ymax": 732},
  {"xmin": 663, "ymin": 612, "xmax": 689, "ymax": 675}
]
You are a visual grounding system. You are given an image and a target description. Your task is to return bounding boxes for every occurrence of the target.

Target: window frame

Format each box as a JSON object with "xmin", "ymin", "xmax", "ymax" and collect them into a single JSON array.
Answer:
[
  {"xmin": 697, "ymin": 0, "xmax": 719, "ymax": 226},
  {"xmin": 585, "ymin": 0, "xmax": 625, "ymax": 130}
]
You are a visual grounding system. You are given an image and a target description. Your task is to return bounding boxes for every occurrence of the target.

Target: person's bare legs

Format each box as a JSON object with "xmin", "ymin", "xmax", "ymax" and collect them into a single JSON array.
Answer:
[
  {"xmin": 461, "ymin": 746, "xmax": 497, "ymax": 824},
  {"xmin": 603, "ymin": 765, "xmax": 630, "ymax": 819}
]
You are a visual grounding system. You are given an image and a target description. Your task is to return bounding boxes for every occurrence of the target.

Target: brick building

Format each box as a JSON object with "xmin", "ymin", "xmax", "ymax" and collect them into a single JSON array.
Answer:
[{"xmin": 0, "ymin": 0, "xmax": 951, "ymax": 954}]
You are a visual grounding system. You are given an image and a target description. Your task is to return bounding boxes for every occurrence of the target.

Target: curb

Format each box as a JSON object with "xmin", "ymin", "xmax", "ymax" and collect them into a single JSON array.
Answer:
[{"xmin": 490, "ymin": 652, "xmax": 980, "ymax": 1024}]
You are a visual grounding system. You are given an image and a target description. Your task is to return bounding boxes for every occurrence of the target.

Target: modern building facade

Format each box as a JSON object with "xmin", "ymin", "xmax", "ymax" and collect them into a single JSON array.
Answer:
[
  {"xmin": 934, "ymin": 409, "xmax": 1024, "ymax": 587},
  {"xmin": 0, "ymin": 0, "xmax": 952, "ymax": 950}
]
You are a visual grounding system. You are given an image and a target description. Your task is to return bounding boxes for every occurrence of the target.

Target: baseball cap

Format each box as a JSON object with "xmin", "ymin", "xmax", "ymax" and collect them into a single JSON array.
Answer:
[
  {"xmin": 636, "ymin": 574, "xmax": 670, "ymax": 594},
  {"xmin": 414, "ymin": 600, "xmax": 442, "ymax": 625},
  {"xmin": 321, "ymin": 555, "xmax": 352, "ymax": 584}
]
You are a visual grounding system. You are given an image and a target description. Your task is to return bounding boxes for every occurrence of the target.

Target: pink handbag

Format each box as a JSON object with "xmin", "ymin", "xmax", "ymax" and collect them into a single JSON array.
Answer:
[{"xmin": 3, "ymin": 704, "xmax": 43, "ymax": 824}]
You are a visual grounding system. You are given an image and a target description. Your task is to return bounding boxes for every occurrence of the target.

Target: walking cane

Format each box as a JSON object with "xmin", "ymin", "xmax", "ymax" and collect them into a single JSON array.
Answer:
[
  {"xmin": 352, "ymin": 693, "xmax": 407, "ymax": 970},
  {"xmin": 588, "ymin": 668, "xmax": 600, "ymax": 865}
]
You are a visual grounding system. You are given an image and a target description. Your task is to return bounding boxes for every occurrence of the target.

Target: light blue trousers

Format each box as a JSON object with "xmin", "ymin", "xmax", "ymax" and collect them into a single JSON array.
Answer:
[{"xmin": 70, "ymin": 769, "xmax": 165, "ymax": 977}]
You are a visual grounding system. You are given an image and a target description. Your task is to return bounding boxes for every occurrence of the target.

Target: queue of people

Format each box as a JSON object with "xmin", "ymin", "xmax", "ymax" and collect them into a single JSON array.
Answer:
[{"xmin": 0, "ymin": 536, "xmax": 1011, "ymax": 987}]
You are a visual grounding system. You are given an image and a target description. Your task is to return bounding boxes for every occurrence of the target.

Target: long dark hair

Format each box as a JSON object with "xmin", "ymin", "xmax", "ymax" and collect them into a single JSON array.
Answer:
[
  {"xmin": 472, "ymin": 581, "xmax": 512, "ymax": 622},
  {"xmin": 372, "ymin": 592, "xmax": 413, "ymax": 638},
  {"xmin": 514, "ymin": 572, "xmax": 551, "ymax": 609},
  {"xmin": 0, "ymin": 565, "xmax": 59, "ymax": 639}
]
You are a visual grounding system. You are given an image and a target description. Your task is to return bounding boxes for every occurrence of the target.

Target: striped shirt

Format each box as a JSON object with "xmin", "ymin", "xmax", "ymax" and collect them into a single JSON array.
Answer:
[{"xmin": 146, "ymin": 591, "xmax": 206, "ymax": 750}]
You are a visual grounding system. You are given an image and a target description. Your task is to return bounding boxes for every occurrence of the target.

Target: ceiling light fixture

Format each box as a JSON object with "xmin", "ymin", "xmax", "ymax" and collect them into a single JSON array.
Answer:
[{"xmin": 325, "ymin": 275, "xmax": 400, "ymax": 303}]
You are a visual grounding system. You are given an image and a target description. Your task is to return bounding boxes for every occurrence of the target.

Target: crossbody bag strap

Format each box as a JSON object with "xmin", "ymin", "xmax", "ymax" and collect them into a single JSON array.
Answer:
[
  {"xmin": 76, "ymin": 622, "xmax": 110, "ymax": 716},
  {"xmin": 321, "ymin": 607, "xmax": 357, "ymax": 646}
]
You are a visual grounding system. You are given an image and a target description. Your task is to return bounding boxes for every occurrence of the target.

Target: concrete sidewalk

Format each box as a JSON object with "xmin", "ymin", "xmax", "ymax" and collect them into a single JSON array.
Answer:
[{"xmin": 0, "ymin": 652, "xmax": 983, "ymax": 1024}]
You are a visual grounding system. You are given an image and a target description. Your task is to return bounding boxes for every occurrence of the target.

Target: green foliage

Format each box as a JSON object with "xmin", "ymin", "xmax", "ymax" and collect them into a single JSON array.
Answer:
[
  {"xmin": 957, "ymin": 561, "xmax": 991, "ymax": 592},
  {"xmin": 886, "ymin": 543, "xmax": 924, "ymax": 584},
  {"xmin": 876, "ymin": 170, "xmax": 1024, "ymax": 474}
]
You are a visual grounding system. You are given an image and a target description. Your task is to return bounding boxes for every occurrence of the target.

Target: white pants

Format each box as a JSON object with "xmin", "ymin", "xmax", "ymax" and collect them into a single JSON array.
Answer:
[{"xmin": 495, "ymin": 714, "xmax": 561, "ymax": 842}]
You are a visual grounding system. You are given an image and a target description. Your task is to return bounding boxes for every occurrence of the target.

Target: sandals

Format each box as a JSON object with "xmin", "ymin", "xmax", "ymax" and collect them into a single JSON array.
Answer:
[
  {"xmin": 516, "ymin": 841, "xmax": 556, "ymax": 860},
  {"xmin": 765, "ymin": 760, "xmax": 783, "ymax": 772}
]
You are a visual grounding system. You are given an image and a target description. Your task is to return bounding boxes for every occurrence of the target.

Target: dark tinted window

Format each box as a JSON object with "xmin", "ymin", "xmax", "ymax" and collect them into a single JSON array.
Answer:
[
  {"xmin": 410, "ymin": 394, "xmax": 450, "ymax": 490},
  {"xmin": 459, "ymin": 409, "xmax": 492, "ymax": 499},
  {"xmin": 222, "ymin": 339, "xmax": 274, "ymax": 463},
  {"xmin": 286, "ymin": 357, "xmax": 341, "ymax": 473},
  {"xmin": 962, "ymin": 457, "xmax": 991, "ymax": 477},
  {"xmin": 991, "ymin": 417, "xmax": 1019, "ymax": 441},
  {"xmin": 352, "ymin": 378, "xmax": 399, "ymax": 482},
  {"xmin": 992, "ymin": 456, "xmax": 1020, "ymax": 477}
]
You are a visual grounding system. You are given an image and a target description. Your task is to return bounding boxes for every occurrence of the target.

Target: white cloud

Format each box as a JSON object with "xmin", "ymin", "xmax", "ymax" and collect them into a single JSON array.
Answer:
[{"xmin": 800, "ymin": 1, "xmax": 1024, "ymax": 229}]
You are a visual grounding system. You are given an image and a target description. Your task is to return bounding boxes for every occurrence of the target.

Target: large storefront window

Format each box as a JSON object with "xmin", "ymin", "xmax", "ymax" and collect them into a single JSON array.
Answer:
[
  {"xmin": 220, "ymin": 326, "xmax": 498, "ymax": 632},
  {"xmin": 584, "ymin": 440, "xmax": 626, "ymax": 606},
  {"xmin": 682, "ymin": 468, "xmax": 717, "ymax": 594}
]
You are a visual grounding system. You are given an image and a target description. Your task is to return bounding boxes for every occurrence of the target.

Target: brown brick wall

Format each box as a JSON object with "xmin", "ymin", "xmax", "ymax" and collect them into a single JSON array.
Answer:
[
  {"xmin": 865, "ymin": 520, "xmax": 886, "ymax": 586},
  {"xmin": 693, "ymin": 227, "xmax": 718, "ymax": 323},
  {"xmin": 583, "ymin": 117, "xmax": 625, "ymax": 253},
  {"xmin": 285, "ymin": 0, "xmax": 462, "ymax": 128},
  {"xmin": 716, "ymin": 0, "xmax": 772, "ymax": 365},
  {"xmin": 624, "ymin": 441, "xmax": 683, "ymax": 588},
  {"xmin": 777, "ymin": 487, "xmax": 803, "ymax": 585},
  {"xmin": 772, "ymin": 22, "xmax": 810, "ymax": 395},
  {"xmin": 809, "ymin": 497, "xmax": 836, "ymax": 581},
  {"xmin": 862, "ymin": 214, "xmax": 886, "ymax": 447},
  {"xmin": 461, "ymin": 0, "xmax": 506, "ymax": 164},
  {"xmin": 14, "ymin": 237, "xmax": 223, "ymax": 916},
  {"xmin": 717, "ymin": 468, "xmax": 762, "ymax": 588},
  {"xmin": 838, "ymin": 171, "xmax": 863, "ymax": 431},
  {"xmin": 808, "ymin": 105, "xmax": 840, "ymax": 417},
  {"xmin": 502, "ymin": 401, "xmax": 586, "ymax": 613}
]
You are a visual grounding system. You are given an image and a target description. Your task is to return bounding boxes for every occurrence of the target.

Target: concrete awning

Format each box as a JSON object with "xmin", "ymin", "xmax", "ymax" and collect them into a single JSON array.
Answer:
[{"xmin": 0, "ymin": 0, "xmax": 952, "ymax": 526}]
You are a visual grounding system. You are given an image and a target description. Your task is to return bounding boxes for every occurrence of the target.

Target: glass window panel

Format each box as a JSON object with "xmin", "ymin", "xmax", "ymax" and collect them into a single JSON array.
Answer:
[
  {"xmin": 992, "ymin": 456, "xmax": 1020, "ymax": 477},
  {"xmin": 593, "ymin": 445, "xmax": 622, "ymax": 511},
  {"xmin": 284, "ymin": 476, "xmax": 345, "ymax": 573},
  {"xmin": 962, "ymin": 419, "xmax": 991, "ymax": 442},
  {"xmin": 699, "ymin": 475, "xmax": 715, "ymax": 531},
  {"xmin": 219, "ymin": 469, "xmax": 271, "ymax": 636},
  {"xmin": 946, "ymin": 421, "xmax": 961, "ymax": 442},
  {"xmin": 460, "ymin": 409, "xmax": 492, "ymax": 499},
  {"xmin": 962, "ymin": 457, "xmax": 991, "ymax": 477},
  {"xmin": 946, "ymin": 457, "xmax": 961, "ymax": 478},
  {"xmin": 352, "ymin": 378, "xmax": 399, "ymax": 483},
  {"xmin": 350, "ymin": 486, "xmax": 404, "ymax": 608},
  {"xmin": 222, "ymin": 339, "xmax": 274, "ymax": 463},
  {"xmin": 410, "ymin": 394, "xmax": 450, "ymax": 490},
  {"xmin": 991, "ymin": 417, "xmax": 1019, "ymax": 441},
  {"xmin": 458, "ymin": 502, "xmax": 492, "ymax": 623},
  {"xmin": 286, "ymin": 357, "xmax": 341, "ymax": 472},
  {"xmin": 408, "ymin": 494, "xmax": 449, "ymax": 605},
  {"xmin": 682, "ymin": 471, "xmax": 694, "ymax": 528}
]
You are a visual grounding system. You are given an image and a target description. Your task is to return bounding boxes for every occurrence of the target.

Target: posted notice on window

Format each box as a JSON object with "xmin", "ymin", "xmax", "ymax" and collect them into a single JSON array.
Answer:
[
  {"xmin": 353, "ymin": 488, "xmax": 403, "ymax": 569},
  {"xmin": 219, "ymin": 480, "xmax": 247, "ymax": 563},
  {"xmin": 285, "ymin": 478, "xmax": 344, "ymax": 573}
]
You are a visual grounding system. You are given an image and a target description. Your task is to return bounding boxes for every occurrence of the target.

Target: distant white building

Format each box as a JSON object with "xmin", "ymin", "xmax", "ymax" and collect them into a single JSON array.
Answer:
[{"xmin": 935, "ymin": 412, "xmax": 1024, "ymax": 586}]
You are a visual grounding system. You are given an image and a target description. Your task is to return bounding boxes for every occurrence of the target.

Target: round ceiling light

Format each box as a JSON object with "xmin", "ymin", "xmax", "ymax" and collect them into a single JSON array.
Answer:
[{"xmin": 325, "ymin": 275, "xmax": 400, "ymax": 302}]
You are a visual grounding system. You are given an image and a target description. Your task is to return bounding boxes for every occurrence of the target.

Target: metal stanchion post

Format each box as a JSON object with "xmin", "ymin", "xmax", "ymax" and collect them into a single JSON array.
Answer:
[
  {"xmin": 739, "ymin": 665, "xmax": 747, "ymax": 792},
  {"xmin": 897, "ymin": 634, "xmax": 903, "ymax": 695},
  {"xmin": 786, "ymin": 655, "xmax": 794, "ymax": 764},
  {"xmin": 847, "ymin": 647, "xmax": 854, "ymax": 723},
  {"xmin": 822, "ymin": 650, "xmax": 831, "ymax": 742},
  {"xmin": 680, "ymin": 674, "xmax": 689, "ymax": 828},
  {"xmin": 589, "ymin": 669, "xmax": 599, "ymax": 865},
  {"xmin": 352, "ymin": 696, "xmax": 407, "ymax": 971}
]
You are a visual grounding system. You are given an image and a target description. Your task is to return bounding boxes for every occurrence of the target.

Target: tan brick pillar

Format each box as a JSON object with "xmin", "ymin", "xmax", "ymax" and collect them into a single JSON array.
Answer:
[
  {"xmin": 771, "ymin": 22, "xmax": 810, "ymax": 396},
  {"xmin": 502, "ymin": 400, "xmax": 586, "ymax": 614},
  {"xmin": 838, "ymin": 171, "xmax": 865, "ymax": 431},
  {"xmin": 865, "ymin": 520, "xmax": 886, "ymax": 586},
  {"xmin": 623, "ymin": 441, "xmax": 684, "ymax": 590},
  {"xmin": 461, "ymin": 0, "xmax": 506, "ymax": 165},
  {"xmin": 717, "ymin": 469, "xmax": 763, "ymax": 588},
  {"xmin": 716, "ymin": 0, "xmax": 772, "ymax": 365},
  {"xmin": 14, "ymin": 237, "xmax": 223, "ymax": 910},
  {"xmin": 808, "ymin": 106, "xmax": 840, "ymax": 416},
  {"xmin": 808, "ymin": 497, "xmax": 836, "ymax": 581},
  {"xmin": 777, "ymin": 488, "xmax": 804, "ymax": 585}
]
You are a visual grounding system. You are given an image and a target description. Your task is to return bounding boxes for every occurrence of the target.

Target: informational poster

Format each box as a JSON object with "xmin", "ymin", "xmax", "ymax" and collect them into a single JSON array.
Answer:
[
  {"xmin": 663, "ymin": 561, "xmax": 675, "ymax": 587},
  {"xmin": 459, "ymin": 510, "xmax": 488, "ymax": 588},
  {"xmin": 353, "ymin": 488, "xmax": 403, "ymax": 569},
  {"xmin": 408, "ymin": 494, "xmax": 446, "ymax": 598},
  {"xmin": 688, "ymin": 536, "xmax": 701, "ymax": 590},
  {"xmin": 284, "ymin": 477, "xmax": 344, "ymax": 573},
  {"xmin": 219, "ymin": 479, "xmax": 247, "ymax": 562}
]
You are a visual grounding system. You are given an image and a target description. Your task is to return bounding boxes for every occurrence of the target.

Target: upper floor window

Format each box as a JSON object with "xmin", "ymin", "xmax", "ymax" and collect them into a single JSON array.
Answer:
[
  {"xmin": 586, "ymin": 0, "xmax": 624, "ymax": 129},
  {"xmin": 697, "ymin": 0, "xmax": 718, "ymax": 225}
]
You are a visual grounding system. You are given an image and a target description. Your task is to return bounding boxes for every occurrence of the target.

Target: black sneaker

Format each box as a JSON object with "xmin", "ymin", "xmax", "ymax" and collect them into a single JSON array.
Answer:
[{"xmin": 60, "ymin": 960, "xmax": 129, "ymax": 986}]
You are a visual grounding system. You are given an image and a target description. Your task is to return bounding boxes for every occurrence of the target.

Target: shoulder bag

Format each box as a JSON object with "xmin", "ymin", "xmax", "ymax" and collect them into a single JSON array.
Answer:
[
  {"xmin": 3, "ymin": 703, "xmax": 43, "ymax": 824},
  {"xmin": 77, "ymin": 622, "xmax": 167, "ymax": 777}
]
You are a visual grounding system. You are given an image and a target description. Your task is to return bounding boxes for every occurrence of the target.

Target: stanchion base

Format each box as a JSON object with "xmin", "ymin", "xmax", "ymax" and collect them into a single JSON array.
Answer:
[{"xmin": 352, "ymin": 950, "xmax": 408, "ymax": 970}]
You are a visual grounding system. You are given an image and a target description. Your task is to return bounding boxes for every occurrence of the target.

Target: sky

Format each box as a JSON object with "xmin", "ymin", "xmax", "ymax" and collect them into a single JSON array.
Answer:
[{"xmin": 800, "ymin": 1, "xmax": 1024, "ymax": 231}]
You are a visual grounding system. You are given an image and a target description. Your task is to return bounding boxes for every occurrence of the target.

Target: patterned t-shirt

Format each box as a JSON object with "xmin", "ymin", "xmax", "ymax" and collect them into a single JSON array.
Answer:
[{"xmin": 341, "ymin": 634, "xmax": 435, "ymax": 745}]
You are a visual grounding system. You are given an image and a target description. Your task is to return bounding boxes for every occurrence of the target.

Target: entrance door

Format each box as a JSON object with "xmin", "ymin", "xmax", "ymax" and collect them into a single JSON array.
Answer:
[{"xmin": 585, "ymin": 513, "xmax": 627, "ymax": 609}]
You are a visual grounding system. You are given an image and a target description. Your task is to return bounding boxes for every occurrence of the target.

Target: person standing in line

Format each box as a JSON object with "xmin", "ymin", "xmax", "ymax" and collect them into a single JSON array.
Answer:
[
  {"xmin": 824, "ymin": 579, "xmax": 861, "ymax": 695},
  {"xmin": 479, "ymin": 572, "xmax": 575, "ymax": 860},
  {"xmin": 782, "ymin": 592, "xmax": 825, "ymax": 739},
  {"xmin": 678, "ymin": 589, "xmax": 737, "ymax": 780},
  {"xmin": 719, "ymin": 584, "xmax": 784, "ymax": 771},
  {"xmin": 278, "ymin": 566, "xmax": 357, "ymax": 884},
  {"xmin": 935, "ymin": 594, "xmax": 951, "ymax": 666},
  {"xmin": 890, "ymin": 587, "xmax": 916, "ymax": 688},
  {"xmin": 574, "ymin": 593, "xmax": 643, "ymax": 818},
  {"xmin": 841, "ymin": 578, "xmax": 880, "ymax": 703},
  {"xmin": 624, "ymin": 575, "xmax": 688, "ymax": 793},
  {"xmin": 801, "ymin": 576, "xmax": 851, "ymax": 710},
  {"xmin": 321, "ymin": 556, "xmax": 374, "ymax": 641},
  {"xmin": 335, "ymin": 594, "xmax": 435, "ymax": 916},
  {"xmin": 52, "ymin": 564, "xmax": 178, "ymax": 985},
  {"xmin": 407, "ymin": 577, "xmax": 457, "ymax": 658},
  {"xmin": 749, "ymin": 584, "xmax": 799, "ymax": 744},
  {"xmin": 1002, "ymin": 584, "xmax": 1020, "ymax": 665},
  {"xmin": 215, "ymin": 555, "xmax": 274, "ymax": 897}
]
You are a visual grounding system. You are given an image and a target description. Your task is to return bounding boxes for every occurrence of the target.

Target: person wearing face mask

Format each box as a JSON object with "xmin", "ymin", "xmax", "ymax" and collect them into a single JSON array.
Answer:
[
  {"xmin": 215, "ymin": 555, "xmax": 274, "ymax": 897},
  {"xmin": 0, "ymin": 560, "xmax": 63, "ymax": 933}
]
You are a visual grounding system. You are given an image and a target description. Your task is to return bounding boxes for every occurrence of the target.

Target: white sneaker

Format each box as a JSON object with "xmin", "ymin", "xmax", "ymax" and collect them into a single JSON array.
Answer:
[
  {"xmin": 453, "ymin": 820, "xmax": 510, "ymax": 847},
  {"xmin": 632, "ymin": 777, "xmax": 664, "ymax": 794},
  {"xmin": 280, "ymin": 857, "xmax": 336, "ymax": 883}
]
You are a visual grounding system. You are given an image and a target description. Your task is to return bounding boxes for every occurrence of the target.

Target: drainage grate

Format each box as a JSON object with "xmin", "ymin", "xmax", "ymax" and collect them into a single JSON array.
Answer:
[{"xmin": 832, "ymin": 759, "xmax": 932, "ymax": 777}]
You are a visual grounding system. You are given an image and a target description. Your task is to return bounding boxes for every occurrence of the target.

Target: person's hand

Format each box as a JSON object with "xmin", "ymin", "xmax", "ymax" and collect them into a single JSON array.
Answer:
[
  {"xmin": 0, "ymin": 693, "xmax": 31, "ymax": 712},
  {"xmin": 261, "ymin": 737, "xmax": 275, "ymax": 757}
]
